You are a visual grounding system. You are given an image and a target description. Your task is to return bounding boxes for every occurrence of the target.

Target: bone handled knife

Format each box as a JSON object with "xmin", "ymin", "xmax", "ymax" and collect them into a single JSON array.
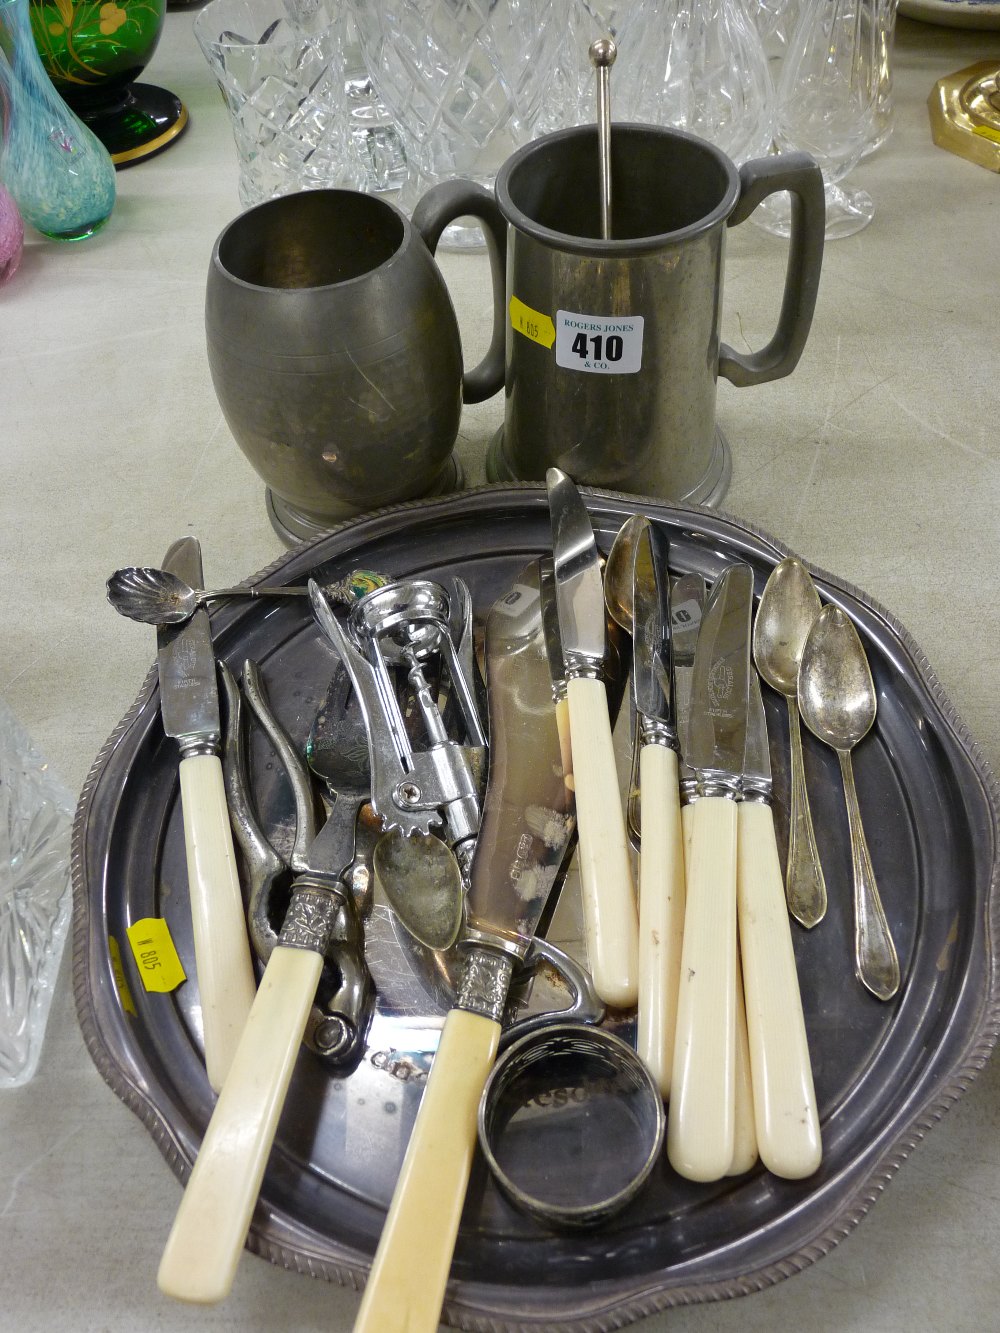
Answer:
[
  {"xmin": 738, "ymin": 669, "xmax": 822, "ymax": 1178},
  {"xmin": 673, "ymin": 572, "xmax": 757, "ymax": 1176},
  {"xmin": 157, "ymin": 538, "xmax": 256, "ymax": 1092},
  {"xmin": 630, "ymin": 519, "xmax": 685, "ymax": 1096},
  {"xmin": 352, "ymin": 562, "xmax": 579, "ymax": 1333},
  {"xmin": 668, "ymin": 562, "xmax": 753, "ymax": 1182},
  {"xmin": 158, "ymin": 656, "xmax": 365, "ymax": 1304},
  {"xmin": 546, "ymin": 468, "xmax": 639, "ymax": 1009}
]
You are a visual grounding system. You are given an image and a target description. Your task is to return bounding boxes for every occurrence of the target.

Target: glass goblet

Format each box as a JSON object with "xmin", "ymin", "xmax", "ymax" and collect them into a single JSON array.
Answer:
[
  {"xmin": 755, "ymin": 0, "xmax": 880, "ymax": 239},
  {"xmin": 350, "ymin": 0, "xmax": 566, "ymax": 248}
]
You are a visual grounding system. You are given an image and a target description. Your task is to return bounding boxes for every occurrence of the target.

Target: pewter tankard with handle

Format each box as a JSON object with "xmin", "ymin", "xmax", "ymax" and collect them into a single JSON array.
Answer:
[
  {"xmin": 205, "ymin": 187, "xmax": 505, "ymax": 543},
  {"xmin": 418, "ymin": 125, "xmax": 824, "ymax": 505}
]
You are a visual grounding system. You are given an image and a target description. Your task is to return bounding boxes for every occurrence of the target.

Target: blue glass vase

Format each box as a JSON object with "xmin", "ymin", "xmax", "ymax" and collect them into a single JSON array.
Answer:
[{"xmin": 0, "ymin": 0, "xmax": 115, "ymax": 240}]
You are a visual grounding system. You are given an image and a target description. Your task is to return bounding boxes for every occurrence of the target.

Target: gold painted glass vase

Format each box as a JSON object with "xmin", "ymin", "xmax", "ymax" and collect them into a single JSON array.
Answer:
[{"xmin": 28, "ymin": 0, "xmax": 186, "ymax": 163}]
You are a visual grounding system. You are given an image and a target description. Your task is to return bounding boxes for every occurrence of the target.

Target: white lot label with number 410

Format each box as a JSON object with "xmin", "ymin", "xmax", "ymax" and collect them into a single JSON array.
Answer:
[{"xmin": 555, "ymin": 310, "xmax": 644, "ymax": 374}]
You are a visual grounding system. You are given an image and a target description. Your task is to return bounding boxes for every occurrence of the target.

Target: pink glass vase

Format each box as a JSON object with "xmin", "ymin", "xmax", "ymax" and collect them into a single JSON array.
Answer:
[{"xmin": 0, "ymin": 179, "xmax": 23, "ymax": 282}]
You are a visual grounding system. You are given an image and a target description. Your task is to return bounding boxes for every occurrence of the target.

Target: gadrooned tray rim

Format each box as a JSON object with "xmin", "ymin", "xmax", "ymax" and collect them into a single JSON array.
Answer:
[{"xmin": 71, "ymin": 481, "xmax": 1000, "ymax": 1331}]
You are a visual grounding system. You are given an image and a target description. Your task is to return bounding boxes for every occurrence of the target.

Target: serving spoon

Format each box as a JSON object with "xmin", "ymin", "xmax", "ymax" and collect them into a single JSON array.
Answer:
[
  {"xmin": 753, "ymin": 557, "xmax": 827, "ymax": 927},
  {"xmin": 797, "ymin": 604, "xmax": 900, "ymax": 1001}
]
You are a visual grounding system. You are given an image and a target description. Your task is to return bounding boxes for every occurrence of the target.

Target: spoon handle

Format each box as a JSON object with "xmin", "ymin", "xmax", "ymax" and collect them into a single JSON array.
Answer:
[
  {"xmin": 198, "ymin": 586, "xmax": 311, "ymax": 605},
  {"xmin": 786, "ymin": 698, "xmax": 828, "ymax": 927},
  {"xmin": 838, "ymin": 751, "xmax": 901, "ymax": 1001}
]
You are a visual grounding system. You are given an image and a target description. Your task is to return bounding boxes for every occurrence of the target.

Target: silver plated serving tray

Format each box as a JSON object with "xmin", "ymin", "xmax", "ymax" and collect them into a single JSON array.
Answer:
[{"xmin": 72, "ymin": 484, "xmax": 1000, "ymax": 1331}]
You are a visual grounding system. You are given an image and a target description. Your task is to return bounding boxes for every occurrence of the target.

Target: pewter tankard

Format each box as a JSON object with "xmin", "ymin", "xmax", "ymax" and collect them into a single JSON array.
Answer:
[
  {"xmin": 419, "ymin": 125, "xmax": 825, "ymax": 505},
  {"xmin": 206, "ymin": 188, "xmax": 505, "ymax": 543}
]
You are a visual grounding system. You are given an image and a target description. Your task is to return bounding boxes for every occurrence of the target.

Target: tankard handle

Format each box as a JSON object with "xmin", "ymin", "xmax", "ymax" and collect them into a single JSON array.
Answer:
[
  {"xmin": 718, "ymin": 152, "xmax": 825, "ymax": 388},
  {"xmin": 412, "ymin": 180, "xmax": 507, "ymax": 404}
]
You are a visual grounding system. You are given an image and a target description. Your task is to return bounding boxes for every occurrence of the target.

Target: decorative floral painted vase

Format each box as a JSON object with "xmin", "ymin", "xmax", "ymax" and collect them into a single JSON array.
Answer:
[
  {"xmin": 0, "ymin": 0, "xmax": 115, "ymax": 239},
  {"xmin": 28, "ymin": 0, "xmax": 186, "ymax": 163}
]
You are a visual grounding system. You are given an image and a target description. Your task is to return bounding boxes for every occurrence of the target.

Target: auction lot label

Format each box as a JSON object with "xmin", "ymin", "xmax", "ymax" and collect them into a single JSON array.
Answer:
[{"xmin": 555, "ymin": 310, "xmax": 644, "ymax": 374}]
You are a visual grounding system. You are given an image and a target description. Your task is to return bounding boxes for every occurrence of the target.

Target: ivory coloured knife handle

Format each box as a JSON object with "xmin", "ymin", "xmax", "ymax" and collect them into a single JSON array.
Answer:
[
  {"xmin": 737, "ymin": 800, "xmax": 822, "ymax": 1179},
  {"xmin": 555, "ymin": 694, "xmax": 575, "ymax": 792},
  {"xmin": 157, "ymin": 943, "xmax": 322, "ymax": 1303},
  {"xmin": 353, "ymin": 1007, "xmax": 501, "ymax": 1333},
  {"xmin": 565, "ymin": 674, "xmax": 639, "ymax": 1008},
  {"xmin": 728, "ymin": 943, "xmax": 759, "ymax": 1176},
  {"xmin": 636, "ymin": 744, "xmax": 685, "ymax": 1097},
  {"xmin": 178, "ymin": 751, "xmax": 257, "ymax": 1092},
  {"xmin": 668, "ymin": 794, "xmax": 737, "ymax": 1182},
  {"xmin": 681, "ymin": 798, "xmax": 757, "ymax": 1173}
]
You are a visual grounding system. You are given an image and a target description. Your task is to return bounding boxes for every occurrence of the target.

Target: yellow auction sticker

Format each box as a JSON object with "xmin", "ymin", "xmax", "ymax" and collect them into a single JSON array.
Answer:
[
  {"xmin": 509, "ymin": 296, "xmax": 555, "ymax": 349},
  {"xmin": 126, "ymin": 917, "xmax": 187, "ymax": 993},
  {"xmin": 108, "ymin": 936, "xmax": 138, "ymax": 1015}
]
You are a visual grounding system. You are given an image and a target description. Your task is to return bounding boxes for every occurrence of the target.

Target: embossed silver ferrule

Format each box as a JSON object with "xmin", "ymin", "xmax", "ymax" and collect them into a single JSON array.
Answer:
[
  {"xmin": 695, "ymin": 766, "xmax": 743, "ymax": 801},
  {"xmin": 456, "ymin": 944, "xmax": 516, "ymax": 1023},
  {"xmin": 278, "ymin": 880, "xmax": 345, "ymax": 955},
  {"xmin": 176, "ymin": 732, "xmax": 221, "ymax": 759},
  {"xmin": 740, "ymin": 772, "xmax": 772, "ymax": 805},
  {"xmin": 638, "ymin": 714, "xmax": 679, "ymax": 751}
]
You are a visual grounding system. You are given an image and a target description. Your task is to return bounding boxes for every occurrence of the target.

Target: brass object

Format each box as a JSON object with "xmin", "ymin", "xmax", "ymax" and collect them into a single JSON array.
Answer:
[{"xmin": 929, "ymin": 61, "xmax": 1000, "ymax": 172}]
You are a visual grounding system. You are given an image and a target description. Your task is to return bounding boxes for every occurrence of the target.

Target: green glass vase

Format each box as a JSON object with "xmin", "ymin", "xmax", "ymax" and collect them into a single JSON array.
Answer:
[{"xmin": 29, "ymin": 0, "xmax": 186, "ymax": 163}]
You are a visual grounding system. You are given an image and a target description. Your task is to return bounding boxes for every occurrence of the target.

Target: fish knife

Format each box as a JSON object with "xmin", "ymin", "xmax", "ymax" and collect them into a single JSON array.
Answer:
[
  {"xmin": 546, "ymin": 468, "xmax": 638, "ymax": 1009},
  {"xmin": 157, "ymin": 537, "xmax": 256, "ymax": 1092},
  {"xmin": 738, "ymin": 668, "xmax": 822, "ymax": 1178},
  {"xmin": 353, "ymin": 561, "xmax": 577, "ymax": 1333},
  {"xmin": 630, "ymin": 519, "xmax": 685, "ymax": 1097},
  {"xmin": 667, "ymin": 562, "xmax": 753, "ymax": 1182}
]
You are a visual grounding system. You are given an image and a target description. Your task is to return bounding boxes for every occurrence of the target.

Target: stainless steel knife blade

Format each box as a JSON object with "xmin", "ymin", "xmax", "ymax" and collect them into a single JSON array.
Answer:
[
  {"xmin": 671, "ymin": 572, "xmax": 707, "ymax": 786},
  {"xmin": 631, "ymin": 520, "xmax": 674, "ymax": 736},
  {"xmin": 546, "ymin": 467, "xmax": 606, "ymax": 671},
  {"xmin": 685, "ymin": 563, "xmax": 755, "ymax": 788},
  {"xmin": 158, "ymin": 538, "xmax": 223, "ymax": 751},
  {"xmin": 743, "ymin": 668, "xmax": 773, "ymax": 796}
]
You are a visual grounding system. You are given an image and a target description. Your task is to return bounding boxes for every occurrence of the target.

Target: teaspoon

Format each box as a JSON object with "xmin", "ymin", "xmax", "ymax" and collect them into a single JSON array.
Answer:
[
  {"xmin": 108, "ymin": 565, "xmax": 308, "ymax": 625},
  {"xmin": 753, "ymin": 558, "xmax": 827, "ymax": 927},
  {"xmin": 797, "ymin": 605, "xmax": 900, "ymax": 1001}
]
